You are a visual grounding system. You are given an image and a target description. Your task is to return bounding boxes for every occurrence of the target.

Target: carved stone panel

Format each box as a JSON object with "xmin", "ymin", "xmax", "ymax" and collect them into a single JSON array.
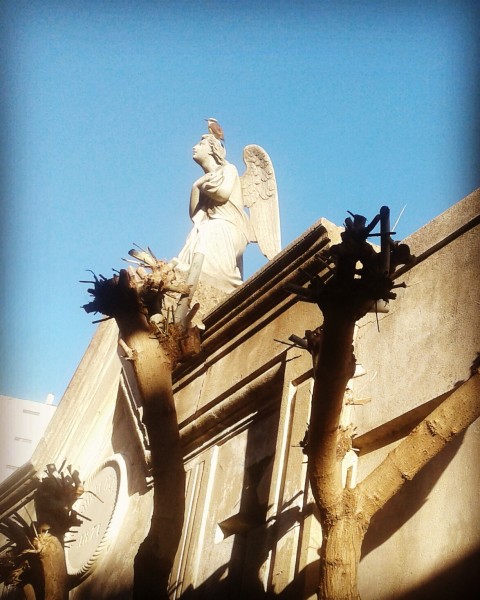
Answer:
[{"xmin": 65, "ymin": 454, "xmax": 129, "ymax": 579}]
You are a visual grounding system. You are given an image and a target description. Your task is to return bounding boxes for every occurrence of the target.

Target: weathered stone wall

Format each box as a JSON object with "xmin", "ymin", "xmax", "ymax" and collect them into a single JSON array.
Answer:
[
  {"xmin": 166, "ymin": 219, "xmax": 340, "ymax": 598},
  {"xmin": 11, "ymin": 218, "xmax": 335, "ymax": 600},
  {"xmin": 1, "ymin": 195, "xmax": 478, "ymax": 600},
  {"xmin": 170, "ymin": 315, "xmax": 319, "ymax": 599},
  {"xmin": 353, "ymin": 189, "xmax": 480, "ymax": 599},
  {"xmin": 33, "ymin": 320, "xmax": 153, "ymax": 600}
]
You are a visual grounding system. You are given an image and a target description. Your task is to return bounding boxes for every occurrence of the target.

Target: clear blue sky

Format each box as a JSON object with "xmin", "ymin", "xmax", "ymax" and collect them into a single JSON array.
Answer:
[{"xmin": 1, "ymin": 0, "xmax": 479, "ymax": 403}]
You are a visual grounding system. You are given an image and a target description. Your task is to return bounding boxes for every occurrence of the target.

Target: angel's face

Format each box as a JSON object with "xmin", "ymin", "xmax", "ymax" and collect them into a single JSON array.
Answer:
[{"xmin": 193, "ymin": 137, "xmax": 211, "ymax": 164}]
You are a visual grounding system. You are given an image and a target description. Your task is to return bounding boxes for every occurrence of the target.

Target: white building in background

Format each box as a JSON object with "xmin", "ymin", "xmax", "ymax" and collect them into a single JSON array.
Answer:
[{"xmin": 0, "ymin": 395, "xmax": 56, "ymax": 483}]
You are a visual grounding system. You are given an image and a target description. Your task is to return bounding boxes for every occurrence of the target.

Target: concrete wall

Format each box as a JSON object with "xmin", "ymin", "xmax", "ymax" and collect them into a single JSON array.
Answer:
[
  {"xmin": 1, "ymin": 193, "xmax": 478, "ymax": 599},
  {"xmin": 0, "ymin": 395, "xmax": 56, "ymax": 483},
  {"xmin": 353, "ymin": 188, "xmax": 480, "ymax": 599}
]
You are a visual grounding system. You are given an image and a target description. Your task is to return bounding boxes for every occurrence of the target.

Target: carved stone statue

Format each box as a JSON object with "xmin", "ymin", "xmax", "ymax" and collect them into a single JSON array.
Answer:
[{"xmin": 172, "ymin": 129, "xmax": 281, "ymax": 293}]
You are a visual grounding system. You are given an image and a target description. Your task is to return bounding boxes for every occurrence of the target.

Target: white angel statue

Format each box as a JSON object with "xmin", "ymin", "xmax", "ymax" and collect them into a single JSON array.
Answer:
[{"xmin": 172, "ymin": 132, "xmax": 281, "ymax": 293}]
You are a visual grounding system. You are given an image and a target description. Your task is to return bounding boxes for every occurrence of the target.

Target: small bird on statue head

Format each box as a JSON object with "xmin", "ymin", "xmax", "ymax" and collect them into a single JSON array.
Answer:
[{"xmin": 205, "ymin": 117, "xmax": 225, "ymax": 144}]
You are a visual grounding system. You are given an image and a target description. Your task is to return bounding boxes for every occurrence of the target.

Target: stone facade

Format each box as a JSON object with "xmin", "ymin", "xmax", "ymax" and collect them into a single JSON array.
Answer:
[{"xmin": 1, "ymin": 190, "xmax": 479, "ymax": 599}]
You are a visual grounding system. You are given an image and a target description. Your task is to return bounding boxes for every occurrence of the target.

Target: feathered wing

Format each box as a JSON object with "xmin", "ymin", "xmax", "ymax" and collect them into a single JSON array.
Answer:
[{"xmin": 240, "ymin": 144, "xmax": 281, "ymax": 260}]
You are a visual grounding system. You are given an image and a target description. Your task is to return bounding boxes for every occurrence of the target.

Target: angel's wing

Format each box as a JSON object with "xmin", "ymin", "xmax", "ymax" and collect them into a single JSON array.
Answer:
[{"xmin": 240, "ymin": 145, "xmax": 281, "ymax": 260}]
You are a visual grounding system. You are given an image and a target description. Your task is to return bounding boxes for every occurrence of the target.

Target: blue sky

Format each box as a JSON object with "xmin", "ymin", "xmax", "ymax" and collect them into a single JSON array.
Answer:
[{"xmin": 1, "ymin": 0, "xmax": 479, "ymax": 403}]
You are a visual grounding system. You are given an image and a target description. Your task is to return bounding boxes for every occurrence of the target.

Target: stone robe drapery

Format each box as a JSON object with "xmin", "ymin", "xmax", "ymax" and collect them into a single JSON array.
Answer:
[{"xmin": 174, "ymin": 163, "xmax": 250, "ymax": 293}]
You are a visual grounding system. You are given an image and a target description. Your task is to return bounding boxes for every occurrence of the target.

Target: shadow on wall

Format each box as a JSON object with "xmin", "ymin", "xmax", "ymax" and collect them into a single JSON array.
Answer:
[
  {"xmin": 177, "ymin": 511, "xmax": 319, "ymax": 600},
  {"xmin": 396, "ymin": 547, "xmax": 480, "ymax": 600},
  {"xmin": 110, "ymin": 383, "xmax": 151, "ymax": 498},
  {"xmin": 177, "ymin": 407, "xmax": 322, "ymax": 600},
  {"xmin": 177, "ymin": 397, "xmax": 319, "ymax": 600},
  {"xmin": 78, "ymin": 358, "xmax": 478, "ymax": 599},
  {"xmin": 67, "ymin": 549, "xmax": 480, "ymax": 600},
  {"xmin": 185, "ymin": 405, "xmax": 281, "ymax": 600},
  {"xmin": 178, "ymin": 558, "xmax": 319, "ymax": 600},
  {"xmin": 181, "ymin": 409, "xmax": 472, "ymax": 598},
  {"xmin": 361, "ymin": 430, "xmax": 466, "ymax": 558}
]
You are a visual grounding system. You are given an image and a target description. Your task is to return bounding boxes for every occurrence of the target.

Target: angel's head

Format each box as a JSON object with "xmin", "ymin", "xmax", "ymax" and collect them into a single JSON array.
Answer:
[{"xmin": 193, "ymin": 134, "xmax": 226, "ymax": 169}]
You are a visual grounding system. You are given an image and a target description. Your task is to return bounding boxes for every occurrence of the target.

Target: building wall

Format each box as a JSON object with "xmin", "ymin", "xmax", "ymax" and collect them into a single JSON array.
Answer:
[
  {"xmin": 353, "ymin": 188, "xmax": 480, "ymax": 599},
  {"xmin": 0, "ymin": 395, "xmax": 56, "ymax": 483},
  {"xmin": 0, "ymin": 193, "xmax": 479, "ymax": 599}
]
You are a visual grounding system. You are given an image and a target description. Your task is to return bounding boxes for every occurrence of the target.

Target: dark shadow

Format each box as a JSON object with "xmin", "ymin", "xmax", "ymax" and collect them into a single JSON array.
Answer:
[
  {"xmin": 396, "ymin": 546, "xmax": 480, "ymax": 600},
  {"xmin": 78, "ymin": 363, "xmax": 479, "ymax": 599},
  {"xmin": 106, "ymin": 358, "xmax": 316, "ymax": 600},
  {"xmin": 178, "ymin": 381, "xmax": 293, "ymax": 599},
  {"xmin": 177, "ymin": 386, "xmax": 320, "ymax": 600},
  {"xmin": 111, "ymin": 363, "xmax": 152, "ymax": 498},
  {"xmin": 270, "ymin": 548, "xmax": 480, "ymax": 600},
  {"xmin": 361, "ymin": 431, "xmax": 465, "ymax": 558},
  {"xmin": 178, "ymin": 376, "xmax": 476, "ymax": 598},
  {"xmin": 273, "ymin": 559, "xmax": 320, "ymax": 600},
  {"xmin": 66, "ymin": 375, "xmax": 153, "ymax": 600},
  {"xmin": 196, "ymin": 403, "xmax": 281, "ymax": 600},
  {"xmin": 354, "ymin": 390, "xmax": 454, "ymax": 455},
  {"xmin": 179, "ymin": 505, "xmax": 315, "ymax": 600}
]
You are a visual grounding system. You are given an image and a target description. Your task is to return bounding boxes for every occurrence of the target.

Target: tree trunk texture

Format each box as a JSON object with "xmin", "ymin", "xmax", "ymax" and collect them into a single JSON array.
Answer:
[
  {"xmin": 308, "ymin": 305, "xmax": 479, "ymax": 600},
  {"xmin": 308, "ymin": 316, "xmax": 357, "ymax": 520},
  {"xmin": 82, "ymin": 265, "xmax": 188, "ymax": 598},
  {"xmin": 318, "ymin": 515, "xmax": 366, "ymax": 600},
  {"xmin": 357, "ymin": 371, "xmax": 480, "ymax": 519},
  {"xmin": 37, "ymin": 534, "xmax": 69, "ymax": 600},
  {"xmin": 19, "ymin": 533, "xmax": 68, "ymax": 600},
  {"xmin": 307, "ymin": 314, "xmax": 364, "ymax": 600},
  {"xmin": 22, "ymin": 583, "xmax": 37, "ymax": 600},
  {"xmin": 299, "ymin": 211, "xmax": 480, "ymax": 598},
  {"xmin": 116, "ymin": 313, "xmax": 186, "ymax": 600},
  {"xmin": 310, "ymin": 314, "xmax": 480, "ymax": 600}
]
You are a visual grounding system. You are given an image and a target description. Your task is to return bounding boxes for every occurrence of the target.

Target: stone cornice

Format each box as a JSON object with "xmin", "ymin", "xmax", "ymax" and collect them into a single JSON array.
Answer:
[{"xmin": 173, "ymin": 217, "xmax": 341, "ymax": 387}]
